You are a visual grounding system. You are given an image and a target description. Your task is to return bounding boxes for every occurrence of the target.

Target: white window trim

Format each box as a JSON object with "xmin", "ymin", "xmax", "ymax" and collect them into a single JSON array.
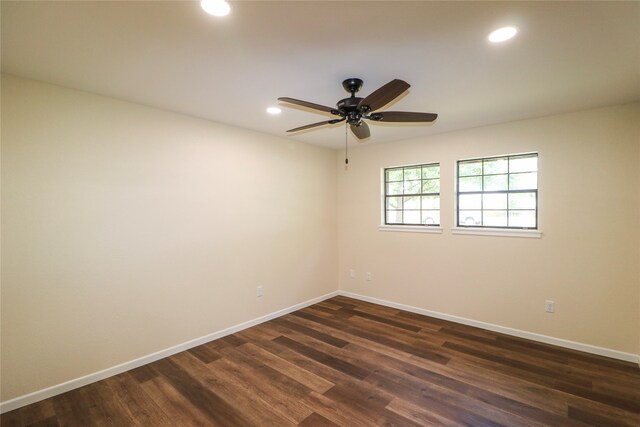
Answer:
[
  {"xmin": 379, "ymin": 225, "xmax": 443, "ymax": 234},
  {"xmin": 451, "ymin": 227, "xmax": 542, "ymax": 238},
  {"xmin": 454, "ymin": 152, "xmax": 540, "ymax": 233},
  {"xmin": 380, "ymin": 163, "xmax": 441, "ymax": 229}
]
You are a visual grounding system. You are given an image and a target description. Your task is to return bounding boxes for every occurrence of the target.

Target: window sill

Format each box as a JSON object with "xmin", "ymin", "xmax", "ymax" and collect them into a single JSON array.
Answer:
[
  {"xmin": 451, "ymin": 227, "xmax": 542, "ymax": 238},
  {"xmin": 379, "ymin": 225, "xmax": 443, "ymax": 234}
]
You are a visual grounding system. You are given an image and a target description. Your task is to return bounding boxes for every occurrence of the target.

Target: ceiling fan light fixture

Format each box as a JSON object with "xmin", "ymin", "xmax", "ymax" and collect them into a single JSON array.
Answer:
[
  {"xmin": 266, "ymin": 107, "xmax": 281, "ymax": 115},
  {"xmin": 488, "ymin": 26, "xmax": 518, "ymax": 43},
  {"xmin": 200, "ymin": 0, "xmax": 231, "ymax": 17}
]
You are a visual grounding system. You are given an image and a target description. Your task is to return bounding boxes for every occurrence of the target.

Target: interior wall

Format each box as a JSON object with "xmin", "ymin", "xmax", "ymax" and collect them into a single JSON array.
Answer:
[
  {"xmin": 338, "ymin": 103, "xmax": 640, "ymax": 356},
  {"xmin": 0, "ymin": 74, "xmax": 338, "ymax": 401}
]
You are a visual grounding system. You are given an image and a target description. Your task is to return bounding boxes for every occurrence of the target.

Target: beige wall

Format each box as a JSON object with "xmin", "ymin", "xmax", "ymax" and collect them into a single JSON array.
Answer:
[
  {"xmin": 338, "ymin": 103, "xmax": 640, "ymax": 355},
  {"xmin": 0, "ymin": 75, "xmax": 338, "ymax": 401}
]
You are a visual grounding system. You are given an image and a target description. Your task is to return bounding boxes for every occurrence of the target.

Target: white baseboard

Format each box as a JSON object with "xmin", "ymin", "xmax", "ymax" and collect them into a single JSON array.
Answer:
[
  {"xmin": 339, "ymin": 291, "xmax": 640, "ymax": 365},
  {"xmin": 0, "ymin": 290, "xmax": 339, "ymax": 414}
]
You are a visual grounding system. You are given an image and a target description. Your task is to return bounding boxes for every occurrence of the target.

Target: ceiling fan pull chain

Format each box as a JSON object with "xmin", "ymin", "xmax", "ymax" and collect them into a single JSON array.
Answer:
[{"xmin": 345, "ymin": 122, "xmax": 349, "ymax": 166}]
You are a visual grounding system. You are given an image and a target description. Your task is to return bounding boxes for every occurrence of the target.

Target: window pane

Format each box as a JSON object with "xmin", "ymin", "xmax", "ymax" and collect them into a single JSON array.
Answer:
[
  {"xmin": 387, "ymin": 182, "xmax": 403, "ymax": 195},
  {"xmin": 386, "ymin": 210, "xmax": 402, "ymax": 223},
  {"xmin": 509, "ymin": 210, "xmax": 536, "ymax": 227},
  {"xmin": 483, "ymin": 193, "xmax": 507, "ymax": 209},
  {"xmin": 510, "ymin": 155, "xmax": 538, "ymax": 173},
  {"xmin": 404, "ymin": 180, "xmax": 421, "ymax": 194},
  {"xmin": 508, "ymin": 192, "xmax": 536, "ymax": 209},
  {"xmin": 459, "ymin": 194, "xmax": 481, "ymax": 210},
  {"xmin": 459, "ymin": 210, "xmax": 482, "ymax": 226},
  {"xmin": 483, "ymin": 210, "xmax": 507, "ymax": 227},
  {"xmin": 404, "ymin": 210, "xmax": 421, "ymax": 224},
  {"xmin": 421, "ymin": 195, "xmax": 440, "ymax": 210},
  {"xmin": 422, "ymin": 165, "xmax": 440, "ymax": 179},
  {"xmin": 404, "ymin": 167, "xmax": 421, "ymax": 180},
  {"xmin": 483, "ymin": 174, "xmax": 508, "ymax": 191},
  {"xmin": 386, "ymin": 197, "xmax": 402, "ymax": 209},
  {"xmin": 422, "ymin": 210, "xmax": 440, "ymax": 225},
  {"xmin": 459, "ymin": 176, "xmax": 482, "ymax": 192},
  {"xmin": 509, "ymin": 172, "xmax": 537, "ymax": 190},
  {"xmin": 386, "ymin": 168, "xmax": 403, "ymax": 182},
  {"xmin": 456, "ymin": 153, "xmax": 538, "ymax": 230},
  {"xmin": 403, "ymin": 196, "xmax": 420, "ymax": 210},
  {"xmin": 459, "ymin": 160, "xmax": 482, "ymax": 176},
  {"xmin": 384, "ymin": 162, "xmax": 441, "ymax": 227},
  {"xmin": 422, "ymin": 179, "xmax": 440, "ymax": 193},
  {"xmin": 483, "ymin": 157, "xmax": 508, "ymax": 174}
]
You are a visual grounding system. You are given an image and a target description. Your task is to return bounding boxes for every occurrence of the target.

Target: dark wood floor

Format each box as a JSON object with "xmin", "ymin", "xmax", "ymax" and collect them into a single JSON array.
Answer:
[{"xmin": 3, "ymin": 296, "xmax": 640, "ymax": 426}]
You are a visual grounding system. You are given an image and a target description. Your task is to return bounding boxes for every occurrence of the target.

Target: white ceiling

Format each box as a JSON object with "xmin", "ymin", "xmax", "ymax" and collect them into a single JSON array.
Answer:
[{"xmin": 2, "ymin": 1, "xmax": 639, "ymax": 149}]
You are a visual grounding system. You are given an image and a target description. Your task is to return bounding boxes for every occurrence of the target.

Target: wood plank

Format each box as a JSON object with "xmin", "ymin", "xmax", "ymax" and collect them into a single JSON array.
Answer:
[
  {"xmin": 432, "ymin": 330, "xmax": 591, "ymax": 379},
  {"xmin": 187, "ymin": 344, "xmax": 222, "ymax": 364},
  {"xmin": 103, "ymin": 372, "xmax": 173, "ymax": 426},
  {"xmin": 0, "ymin": 408, "xmax": 22, "ymax": 427},
  {"xmin": 217, "ymin": 345, "xmax": 316, "ymax": 400},
  {"xmin": 385, "ymin": 397, "xmax": 459, "ymax": 427},
  {"xmin": 170, "ymin": 351, "xmax": 296, "ymax": 426},
  {"xmin": 211, "ymin": 355, "xmax": 313, "ymax": 424},
  {"xmin": 568, "ymin": 405, "xmax": 635, "ymax": 427},
  {"xmin": 50, "ymin": 389, "xmax": 98, "ymax": 426},
  {"xmin": 19, "ymin": 399, "xmax": 55, "ymax": 426},
  {"xmin": 344, "ymin": 307, "xmax": 423, "ymax": 332},
  {"xmin": 274, "ymin": 316, "xmax": 349, "ymax": 348},
  {"xmin": 555, "ymin": 381, "xmax": 640, "ymax": 413},
  {"xmin": 291, "ymin": 310, "xmax": 450, "ymax": 365},
  {"xmin": 315, "ymin": 301, "xmax": 344, "ymax": 311},
  {"xmin": 298, "ymin": 412, "xmax": 340, "ymax": 427},
  {"xmin": 365, "ymin": 369, "xmax": 507, "ymax": 426},
  {"xmin": 77, "ymin": 381, "xmax": 138, "ymax": 426},
  {"xmin": 300, "ymin": 391, "xmax": 374, "ymax": 427},
  {"xmin": 566, "ymin": 394, "xmax": 640, "ymax": 427},
  {"xmin": 277, "ymin": 332, "xmax": 378, "ymax": 373},
  {"xmin": 273, "ymin": 335, "xmax": 370, "ymax": 380},
  {"xmin": 234, "ymin": 341, "xmax": 334, "ymax": 393},
  {"xmin": 442, "ymin": 341, "xmax": 593, "ymax": 389},
  {"xmin": 148, "ymin": 357, "xmax": 251, "ymax": 426},
  {"xmin": 321, "ymin": 382, "xmax": 423, "ymax": 427},
  {"xmin": 23, "ymin": 416, "xmax": 60, "ymax": 427},
  {"xmin": 140, "ymin": 376, "xmax": 214, "ymax": 426}
]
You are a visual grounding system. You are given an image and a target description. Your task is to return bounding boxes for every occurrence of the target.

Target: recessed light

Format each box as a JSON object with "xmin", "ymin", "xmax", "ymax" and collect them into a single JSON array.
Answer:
[
  {"xmin": 200, "ymin": 0, "xmax": 231, "ymax": 17},
  {"xmin": 488, "ymin": 27, "xmax": 518, "ymax": 43},
  {"xmin": 266, "ymin": 107, "xmax": 282, "ymax": 115}
]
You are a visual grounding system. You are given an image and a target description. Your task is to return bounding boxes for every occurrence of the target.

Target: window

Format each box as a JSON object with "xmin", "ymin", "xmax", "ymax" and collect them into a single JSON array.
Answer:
[
  {"xmin": 457, "ymin": 153, "xmax": 538, "ymax": 229},
  {"xmin": 384, "ymin": 163, "xmax": 440, "ymax": 226}
]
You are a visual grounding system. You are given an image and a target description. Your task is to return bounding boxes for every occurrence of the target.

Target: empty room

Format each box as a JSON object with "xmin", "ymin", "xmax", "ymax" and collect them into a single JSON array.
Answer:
[{"xmin": 1, "ymin": 1, "xmax": 639, "ymax": 426}]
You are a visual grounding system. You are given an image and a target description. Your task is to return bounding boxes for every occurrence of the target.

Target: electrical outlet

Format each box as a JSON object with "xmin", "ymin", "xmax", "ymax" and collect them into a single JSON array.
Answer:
[
  {"xmin": 257, "ymin": 286, "xmax": 264, "ymax": 297},
  {"xmin": 365, "ymin": 272, "xmax": 372, "ymax": 282},
  {"xmin": 545, "ymin": 300, "xmax": 555, "ymax": 313},
  {"xmin": 349, "ymin": 269, "xmax": 355, "ymax": 279}
]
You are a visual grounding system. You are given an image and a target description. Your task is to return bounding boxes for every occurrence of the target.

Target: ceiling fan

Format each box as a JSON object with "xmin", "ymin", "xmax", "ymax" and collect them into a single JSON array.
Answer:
[{"xmin": 278, "ymin": 78, "xmax": 437, "ymax": 140}]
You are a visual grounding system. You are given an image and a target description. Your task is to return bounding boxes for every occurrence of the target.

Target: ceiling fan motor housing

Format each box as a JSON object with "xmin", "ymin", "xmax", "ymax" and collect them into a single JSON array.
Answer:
[{"xmin": 337, "ymin": 96, "xmax": 364, "ymax": 124}]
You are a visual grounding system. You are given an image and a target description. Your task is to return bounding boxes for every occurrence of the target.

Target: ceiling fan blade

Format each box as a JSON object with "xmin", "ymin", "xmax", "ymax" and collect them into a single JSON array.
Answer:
[
  {"xmin": 278, "ymin": 97, "xmax": 340, "ymax": 115},
  {"xmin": 350, "ymin": 121, "xmax": 370, "ymax": 140},
  {"xmin": 358, "ymin": 79, "xmax": 410, "ymax": 112},
  {"xmin": 369, "ymin": 111, "xmax": 438, "ymax": 122},
  {"xmin": 286, "ymin": 117, "xmax": 345, "ymax": 133}
]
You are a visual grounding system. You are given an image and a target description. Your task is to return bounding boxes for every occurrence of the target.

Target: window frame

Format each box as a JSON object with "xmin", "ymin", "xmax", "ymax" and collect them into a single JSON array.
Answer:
[
  {"xmin": 456, "ymin": 153, "xmax": 539, "ymax": 230},
  {"xmin": 381, "ymin": 162, "xmax": 441, "ymax": 228}
]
